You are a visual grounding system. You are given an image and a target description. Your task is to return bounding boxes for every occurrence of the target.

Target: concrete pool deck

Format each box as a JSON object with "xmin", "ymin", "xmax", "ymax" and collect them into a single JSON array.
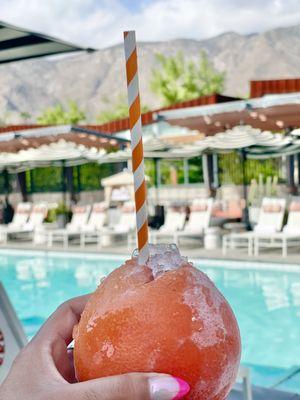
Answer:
[{"xmin": 1, "ymin": 239, "xmax": 300, "ymax": 267}]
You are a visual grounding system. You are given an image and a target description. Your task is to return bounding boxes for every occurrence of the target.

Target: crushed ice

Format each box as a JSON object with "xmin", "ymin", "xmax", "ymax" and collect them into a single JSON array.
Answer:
[
  {"xmin": 132, "ymin": 243, "xmax": 188, "ymax": 278},
  {"xmin": 101, "ymin": 340, "xmax": 115, "ymax": 358}
]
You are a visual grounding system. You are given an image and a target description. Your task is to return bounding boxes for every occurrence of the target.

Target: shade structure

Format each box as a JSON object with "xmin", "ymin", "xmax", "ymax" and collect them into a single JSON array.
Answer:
[
  {"xmin": 176, "ymin": 125, "xmax": 300, "ymax": 159},
  {"xmin": 158, "ymin": 92, "xmax": 300, "ymax": 135},
  {"xmin": 95, "ymin": 125, "xmax": 300, "ymax": 164},
  {"xmin": 0, "ymin": 140, "xmax": 104, "ymax": 171},
  {"xmin": 0, "ymin": 21, "xmax": 93, "ymax": 64},
  {"xmin": 101, "ymin": 170, "xmax": 150, "ymax": 204},
  {"xmin": 2, "ymin": 123, "xmax": 297, "ymax": 179},
  {"xmin": 0, "ymin": 125, "xmax": 129, "ymax": 171}
]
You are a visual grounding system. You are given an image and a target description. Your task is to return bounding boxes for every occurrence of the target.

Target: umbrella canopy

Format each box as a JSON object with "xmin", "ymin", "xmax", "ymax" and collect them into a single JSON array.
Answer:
[
  {"xmin": 95, "ymin": 125, "xmax": 300, "ymax": 163},
  {"xmin": 0, "ymin": 140, "xmax": 104, "ymax": 172},
  {"xmin": 0, "ymin": 21, "xmax": 93, "ymax": 64},
  {"xmin": 0, "ymin": 125, "xmax": 129, "ymax": 171},
  {"xmin": 179, "ymin": 125, "xmax": 297, "ymax": 157}
]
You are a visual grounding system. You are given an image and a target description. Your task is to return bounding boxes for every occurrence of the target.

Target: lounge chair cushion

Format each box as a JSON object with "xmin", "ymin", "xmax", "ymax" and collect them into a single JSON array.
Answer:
[
  {"xmin": 289, "ymin": 202, "xmax": 300, "ymax": 212},
  {"xmin": 262, "ymin": 204, "xmax": 282, "ymax": 213}
]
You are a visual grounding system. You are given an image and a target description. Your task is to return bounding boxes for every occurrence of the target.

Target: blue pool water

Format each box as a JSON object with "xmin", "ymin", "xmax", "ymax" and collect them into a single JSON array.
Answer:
[{"xmin": 1, "ymin": 250, "xmax": 300, "ymax": 389}]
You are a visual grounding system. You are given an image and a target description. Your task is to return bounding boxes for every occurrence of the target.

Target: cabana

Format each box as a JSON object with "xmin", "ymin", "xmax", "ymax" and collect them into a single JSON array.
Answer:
[{"xmin": 101, "ymin": 170, "xmax": 150, "ymax": 205}]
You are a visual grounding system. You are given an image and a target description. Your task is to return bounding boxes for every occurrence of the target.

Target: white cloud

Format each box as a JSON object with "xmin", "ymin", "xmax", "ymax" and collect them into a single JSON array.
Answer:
[{"xmin": 1, "ymin": 0, "xmax": 300, "ymax": 48}]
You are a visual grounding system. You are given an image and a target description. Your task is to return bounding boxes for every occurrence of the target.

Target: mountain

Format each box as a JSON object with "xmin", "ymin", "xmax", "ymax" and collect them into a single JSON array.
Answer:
[{"xmin": 1, "ymin": 23, "xmax": 300, "ymax": 123}]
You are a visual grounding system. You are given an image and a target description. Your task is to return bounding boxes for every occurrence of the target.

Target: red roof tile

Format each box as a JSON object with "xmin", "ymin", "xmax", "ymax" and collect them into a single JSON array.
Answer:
[
  {"xmin": 0, "ymin": 124, "xmax": 47, "ymax": 133},
  {"xmin": 84, "ymin": 94, "xmax": 238, "ymax": 134},
  {"xmin": 250, "ymin": 78, "xmax": 300, "ymax": 98}
]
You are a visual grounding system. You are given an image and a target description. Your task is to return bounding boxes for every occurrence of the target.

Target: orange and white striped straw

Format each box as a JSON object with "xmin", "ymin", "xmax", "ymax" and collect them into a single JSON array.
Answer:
[{"xmin": 123, "ymin": 30, "xmax": 149, "ymax": 265}]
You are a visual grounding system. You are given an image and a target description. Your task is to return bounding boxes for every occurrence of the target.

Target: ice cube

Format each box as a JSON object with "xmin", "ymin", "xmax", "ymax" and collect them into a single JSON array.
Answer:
[{"xmin": 132, "ymin": 243, "xmax": 188, "ymax": 278}]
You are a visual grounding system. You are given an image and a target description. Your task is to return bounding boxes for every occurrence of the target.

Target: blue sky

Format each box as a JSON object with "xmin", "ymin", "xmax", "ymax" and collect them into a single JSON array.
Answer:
[
  {"xmin": 121, "ymin": 0, "xmax": 153, "ymax": 11},
  {"xmin": 1, "ymin": 0, "xmax": 300, "ymax": 48}
]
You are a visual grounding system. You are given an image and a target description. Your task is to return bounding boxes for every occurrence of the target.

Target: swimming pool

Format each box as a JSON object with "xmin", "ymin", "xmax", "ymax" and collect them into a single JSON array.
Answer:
[{"xmin": 1, "ymin": 250, "xmax": 300, "ymax": 390}]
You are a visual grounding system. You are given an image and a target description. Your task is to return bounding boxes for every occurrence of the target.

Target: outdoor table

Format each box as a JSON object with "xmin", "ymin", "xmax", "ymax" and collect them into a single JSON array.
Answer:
[{"xmin": 204, "ymin": 227, "xmax": 222, "ymax": 249}]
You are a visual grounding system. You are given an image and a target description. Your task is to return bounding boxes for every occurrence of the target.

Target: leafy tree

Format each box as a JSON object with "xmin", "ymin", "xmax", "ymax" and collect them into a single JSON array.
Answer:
[
  {"xmin": 187, "ymin": 157, "xmax": 204, "ymax": 183},
  {"xmin": 37, "ymin": 101, "xmax": 86, "ymax": 125},
  {"xmin": 150, "ymin": 51, "xmax": 225, "ymax": 106},
  {"xmin": 97, "ymin": 96, "xmax": 149, "ymax": 123},
  {"xmin": 97, "ymin": 97, "xmax": 129, "ymax": 123},
  {"xmin": 218, "ymin": 153, "xmax": 284, "ymax": 185},
  {"xmin": 20, "ymin": 112, "xmax": 32, "ymax": 123},
  {"xmin": 144, "ymin": 157, "xmax": 204, "ymax": 186}
]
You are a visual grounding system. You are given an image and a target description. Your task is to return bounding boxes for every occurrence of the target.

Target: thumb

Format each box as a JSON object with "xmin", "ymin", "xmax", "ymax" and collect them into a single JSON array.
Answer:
[{"xmin": 66, "ymin": 372, "xmax": 190, "ymax": 400}]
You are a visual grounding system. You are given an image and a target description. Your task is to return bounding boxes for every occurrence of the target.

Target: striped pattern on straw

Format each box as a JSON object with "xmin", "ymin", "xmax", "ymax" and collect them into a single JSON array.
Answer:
[{"xmin": 123, "ymin": 30, "xmax": 149, "ymax": 265}]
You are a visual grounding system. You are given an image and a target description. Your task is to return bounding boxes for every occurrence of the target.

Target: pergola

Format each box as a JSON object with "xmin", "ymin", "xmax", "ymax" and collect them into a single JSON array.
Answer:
[
  {"xmin": 0, "ymin": 125, "xmax": 129, "ymax": 170},
  {"xmin": 157, "ymin": 92, "xmax": 300, "ymax": 135},
  {"xmin": 0, "ymin": 125, "xmax": 129, "ymax": 201},
  {"xmin": 155, "ymin": 92, "xmax": 300, "ymax": 192},
  {"xmin": 95, "ymin": 125, "xmax": 298, "ymax": 184}
]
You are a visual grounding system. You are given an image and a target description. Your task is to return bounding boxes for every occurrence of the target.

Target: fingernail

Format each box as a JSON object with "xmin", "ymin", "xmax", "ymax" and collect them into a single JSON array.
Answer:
[{"xmin": 149, "ymin": 375, "xmax": 190, "ymax": 400}]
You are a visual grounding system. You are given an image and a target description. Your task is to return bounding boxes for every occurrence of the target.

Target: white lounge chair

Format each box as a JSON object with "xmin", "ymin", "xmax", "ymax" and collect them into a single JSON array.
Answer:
[
  {"xmin": 24, "ymin": 202, "xmax": 48, "ymax": 237},
  {"xmin": 223, "ymin": 198, "xmax": 286, "ymax": 256},
  {"xmin": 150, "ymin": 206, "xmax": 186, "ymax": 244},
  {"xmin": 6, "ymin": 202, "xmax": 32, "ymax": 229},
  {"xmin": 254, "ymin": 199, "xmax": 300, "ymax": 257},
  {"xmin": 1, "ymin": 203, "xmax": 48, "ymax": 243},
  {"xmin": 46, "ymin": 205, "xmax": 91, "ymax": 248},
  {"xmin": 0, "ymin": 282, "xmax": 27, "ymax": 383},
  {"xmin": 80, "ymin": 202, "xmax": 108, "ymax": 248},
  {"xmin": 100, "ymin": 202, "xmax": 136, "ymax": 247},
  {"xmin": 173, "ymin": 198, "xmax": 213, "ymax": 245},
  {"xmin": 0, "ymin": 202, "xmax": 32, "ymax": 242}
]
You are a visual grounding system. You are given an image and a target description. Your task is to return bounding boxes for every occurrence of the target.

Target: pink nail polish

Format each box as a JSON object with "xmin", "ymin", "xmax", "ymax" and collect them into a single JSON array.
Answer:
[
  {"xmin": 172, "ymin": 377, "xmax": 190, "ymax": 400},
  {"xmin": 149, "ymin": 375, "xmax": 190, "ymax": 400}
]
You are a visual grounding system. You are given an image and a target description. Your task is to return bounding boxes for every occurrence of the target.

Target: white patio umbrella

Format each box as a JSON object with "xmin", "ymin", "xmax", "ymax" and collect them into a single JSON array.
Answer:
[
  {"xmin": 0, "ymin": 140, "xmax": 107, "ymax": 171},
  {"xmin": 94, "ymin": 125, "xmax": 299, "ymax": 164},
  {"xmin": 181, "ymin": 125, "xmax": 292, "ymax": 153}
]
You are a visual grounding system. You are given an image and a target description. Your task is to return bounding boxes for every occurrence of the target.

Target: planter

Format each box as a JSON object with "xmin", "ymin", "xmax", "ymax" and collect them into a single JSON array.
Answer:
[{"xmin": 56, "ymin": 214, "xmax": 67, "ymax": 228}]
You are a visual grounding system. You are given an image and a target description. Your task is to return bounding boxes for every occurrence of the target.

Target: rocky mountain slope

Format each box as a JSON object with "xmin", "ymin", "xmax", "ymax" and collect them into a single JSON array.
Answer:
[{"xmin": 1, "ymin": 23, "xmax": 300, "ymax": 122}]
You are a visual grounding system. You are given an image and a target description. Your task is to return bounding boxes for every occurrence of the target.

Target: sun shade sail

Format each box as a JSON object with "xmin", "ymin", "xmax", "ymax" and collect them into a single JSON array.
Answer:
[{"xmin": 0, "ymin": 21, "xmax": 93, "ymax": 64}]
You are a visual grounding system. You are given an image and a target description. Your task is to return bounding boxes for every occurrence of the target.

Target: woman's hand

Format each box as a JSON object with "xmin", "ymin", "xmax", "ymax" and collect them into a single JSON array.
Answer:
[{"xmin": 0, "ymin": 295, "xmax": 190, "ymax": 400}]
